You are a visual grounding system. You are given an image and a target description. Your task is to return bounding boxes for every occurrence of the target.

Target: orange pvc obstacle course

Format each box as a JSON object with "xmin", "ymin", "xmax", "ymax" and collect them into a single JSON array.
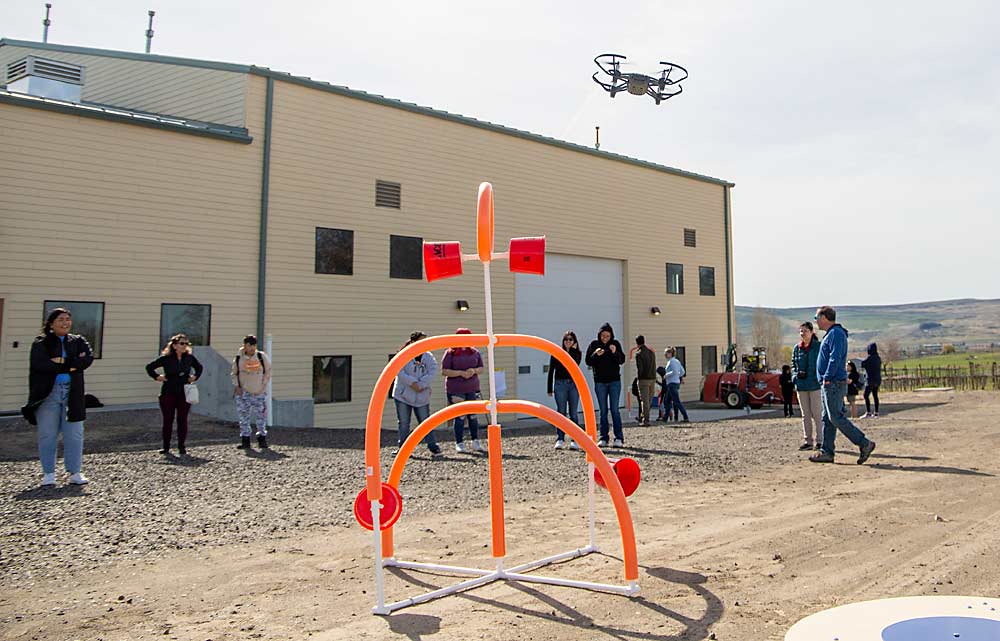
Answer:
[{"xmin": 358, "ymin": 183, "xmax": 641, "ymax": 615}]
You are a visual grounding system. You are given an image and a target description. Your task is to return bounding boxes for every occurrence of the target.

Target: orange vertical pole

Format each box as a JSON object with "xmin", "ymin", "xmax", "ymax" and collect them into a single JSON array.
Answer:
[{"xmin": 487, "ymin": 423, "xmax": 506, "ymax": 558}]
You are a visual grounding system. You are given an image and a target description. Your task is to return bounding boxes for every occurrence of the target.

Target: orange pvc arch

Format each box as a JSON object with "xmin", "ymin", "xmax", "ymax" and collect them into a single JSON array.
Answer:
[
  {"xmin": 380, "ymin": 398, "xmax": 639, "ymax": 581},
  {"xmin": 477, "ymin": 182, "xmax": 495, "ymax": 262}
]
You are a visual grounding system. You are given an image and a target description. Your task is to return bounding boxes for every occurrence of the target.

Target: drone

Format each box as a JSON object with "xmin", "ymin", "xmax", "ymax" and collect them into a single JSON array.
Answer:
[{"xmin": 592, "ymin": 53, "xmax": 688, "ymax": 105}]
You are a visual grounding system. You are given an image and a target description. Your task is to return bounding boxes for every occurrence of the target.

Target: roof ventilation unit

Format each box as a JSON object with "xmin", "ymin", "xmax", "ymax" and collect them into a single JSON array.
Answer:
[{"xmin": 6, "ymin": 56, "xmax": 85, "ymax": 102}]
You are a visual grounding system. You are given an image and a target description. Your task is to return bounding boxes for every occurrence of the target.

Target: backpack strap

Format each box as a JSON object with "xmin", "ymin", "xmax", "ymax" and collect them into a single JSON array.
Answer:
[
  {"xmin": 234, "ymin": 354, "xmax": 241, "ymax": 386},
  {"xmin": 257, "ymin": 352, "xmax": 265, "ymax": 375}
]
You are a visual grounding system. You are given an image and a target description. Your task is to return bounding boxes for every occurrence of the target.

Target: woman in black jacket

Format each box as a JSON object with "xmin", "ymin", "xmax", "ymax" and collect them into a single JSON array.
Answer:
[
  {"xmin": 22, "ymin": 308, "xmax": 94, "ymax": 486},
  {"xmin": 146, "ymin": 334, "xmax": 203, "ymax": 455},
  {"xmin": 546, "ymin": 330, "xmax": 582, "ymax": 450}
]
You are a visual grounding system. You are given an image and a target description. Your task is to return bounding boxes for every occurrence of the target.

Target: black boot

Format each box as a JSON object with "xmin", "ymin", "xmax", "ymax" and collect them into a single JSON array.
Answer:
[
  {"xmin": 238, "ymin": 436, "xmax": 251, "ymax": 449},
  {"xmin": 257, "ymin": 435, "xmax": 269, "ymax": 449}
]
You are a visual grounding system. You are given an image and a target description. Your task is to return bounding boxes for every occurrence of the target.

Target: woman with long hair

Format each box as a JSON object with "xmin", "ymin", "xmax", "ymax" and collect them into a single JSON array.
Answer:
[
  {"xmin": 441, "ymin": 328, "xmax": 485, "ymax": 453},
  {"xmin": 392, "ymin": 331, "xmax": 443, "ymax": 458},
  {"xmin": 792, "ymin": 321, "xmax": 823, "ymax": 450},
  {"xmin": 546, "ymin": 330, "xmax": 582, "ymax": 449},
  {"xmin": 22, "ymin": 308, "xmax": 95, "ymax": 486},
  {"xmin": 146, "ymin": 334, "xmax": 203, "ymax": 456}
]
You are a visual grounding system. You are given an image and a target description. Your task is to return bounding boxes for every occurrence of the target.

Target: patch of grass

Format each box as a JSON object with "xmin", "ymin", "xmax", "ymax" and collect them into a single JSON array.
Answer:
[{"xmin": 889, "ymin": 351, "xmax": 1000, "ymax": 370}]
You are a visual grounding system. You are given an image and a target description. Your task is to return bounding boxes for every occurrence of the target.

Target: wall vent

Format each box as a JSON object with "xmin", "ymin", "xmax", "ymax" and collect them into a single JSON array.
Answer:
[
  {"xmin": 6, "ymin": 56, "xmax": 85, "ymax": 102},
  {"xmin": 375, "ymin": 180, "xmax": 402, "ymax": 209},
  {"xmin": 683, "ymin": 228, "xmax": 697, "ymax": 247}
]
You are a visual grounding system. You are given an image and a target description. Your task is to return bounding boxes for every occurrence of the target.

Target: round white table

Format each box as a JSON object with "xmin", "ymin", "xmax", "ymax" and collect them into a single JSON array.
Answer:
[{"xmin": 785, "ymin": 596, "xmax": 1000, "ymax": 640}]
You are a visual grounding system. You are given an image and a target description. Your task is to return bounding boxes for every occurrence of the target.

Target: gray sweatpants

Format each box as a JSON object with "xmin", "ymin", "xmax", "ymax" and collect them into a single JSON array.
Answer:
[{"xmin": 798, "ymin": 389, "xmax": 823, "ymax": 445}]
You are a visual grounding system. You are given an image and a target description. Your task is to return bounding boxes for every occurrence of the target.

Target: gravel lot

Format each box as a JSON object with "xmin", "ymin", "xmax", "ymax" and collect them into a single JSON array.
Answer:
[{"xmin": 0, "ymin": 403, "xmax": 926, "ymax": 590}]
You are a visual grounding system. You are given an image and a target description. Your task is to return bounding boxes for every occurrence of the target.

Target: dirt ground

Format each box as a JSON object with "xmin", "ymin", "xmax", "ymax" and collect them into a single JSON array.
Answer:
[{"xmin": 2, "ymin": 390, "xmax": 999, "ymax": 640}]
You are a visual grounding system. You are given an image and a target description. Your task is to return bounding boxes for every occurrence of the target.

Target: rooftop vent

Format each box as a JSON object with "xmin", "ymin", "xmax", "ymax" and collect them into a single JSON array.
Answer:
[{"xmin": 6, "ymin": 56, "xmax": 85, "ymax": 102}]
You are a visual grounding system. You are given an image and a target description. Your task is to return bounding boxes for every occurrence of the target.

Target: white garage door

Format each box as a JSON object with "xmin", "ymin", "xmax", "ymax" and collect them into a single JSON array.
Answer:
[{"xmin": 514, "ymin": 254, "xmax": 625, "ymax": 415}]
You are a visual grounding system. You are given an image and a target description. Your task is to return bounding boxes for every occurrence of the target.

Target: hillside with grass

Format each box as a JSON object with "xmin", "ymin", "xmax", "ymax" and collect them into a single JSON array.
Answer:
[{"xmin": 735, "ymin": 298, "xmax": 1000, "ymax": 357}]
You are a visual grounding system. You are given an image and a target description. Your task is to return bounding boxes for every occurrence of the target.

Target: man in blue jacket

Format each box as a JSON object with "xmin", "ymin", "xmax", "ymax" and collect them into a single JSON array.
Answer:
[{"xmin": 809, "ymin": 306, "xmax": 877, "ymax": 464}]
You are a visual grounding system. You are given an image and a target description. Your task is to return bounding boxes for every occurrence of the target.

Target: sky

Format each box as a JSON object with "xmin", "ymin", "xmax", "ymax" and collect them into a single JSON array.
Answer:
[{"xmin": 4, "ymin": 0, "xmax": 999, "ymax": 308}]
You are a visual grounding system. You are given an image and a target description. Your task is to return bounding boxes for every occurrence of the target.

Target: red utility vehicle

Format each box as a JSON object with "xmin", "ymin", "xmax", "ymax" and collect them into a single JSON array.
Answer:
[{"xmin": 701, "ymin": 347, "xmax": 793, "ymax": 410}]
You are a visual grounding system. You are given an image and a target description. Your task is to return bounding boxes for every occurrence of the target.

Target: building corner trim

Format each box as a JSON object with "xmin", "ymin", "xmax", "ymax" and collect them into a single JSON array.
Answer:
[
  {"xmin": 257, "ymin": 77, "xmax": 274, "ymax": 340},
  {"xmin": 723, "ymin": 186, "xmax": 733, "ymax": 347}
]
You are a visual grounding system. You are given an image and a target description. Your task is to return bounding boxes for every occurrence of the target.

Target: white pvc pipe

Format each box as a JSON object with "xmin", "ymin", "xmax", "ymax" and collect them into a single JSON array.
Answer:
[
  {"xmin": 502, "ymin": 571, "xmax": 636, "ymax": 595},
  {"xmin": 588, "ymin": 462, "xmax": 597, "ymax": 550},
  {"xmin": 384, "ymin": 559, "xmax": 493, "ymax": 576},
  {"xmin": 506, "ymin": 547, "xmax": 594, "ymax": 574},
  {"xmin": 483, "ymin": 261, "xmax": 498, "ymax": 426},
  {"xmin": 384, "ymin": 571, "xmax": 502, "ymax": 612},
  {"xmin": 372, "ymin": 500, "xmax": 388, "ymax": 615}
]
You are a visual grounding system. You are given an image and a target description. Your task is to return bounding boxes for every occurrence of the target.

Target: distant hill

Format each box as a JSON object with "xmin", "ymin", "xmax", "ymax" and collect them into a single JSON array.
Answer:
[{"xmin": 735, "ymin": 299, "xmax": 1000, "ymax": 355}]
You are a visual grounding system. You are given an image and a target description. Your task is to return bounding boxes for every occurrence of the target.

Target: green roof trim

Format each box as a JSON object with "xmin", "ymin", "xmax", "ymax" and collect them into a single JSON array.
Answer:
[
  {"xmin": 0, "ymin": 38, "xmax": 733, "ymax": 187},
  {"xmin": 0, "ymin": 90, "xmax": 253, "ymax": 144}
]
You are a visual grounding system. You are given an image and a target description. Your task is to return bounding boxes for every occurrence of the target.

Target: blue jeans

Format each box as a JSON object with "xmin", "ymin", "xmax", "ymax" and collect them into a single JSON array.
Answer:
[
  {"xmin": 449, "ymin": 391, "xmax": 481, "ymax": 442},
  {"xmin": 821, "ymin": 380, "xmax": 870, "ymax": 456},
  {"xmin": 594, "ymin": 380, "xmax": 623, "ymax": 442},
  {"xmin": 553, "ymin": 378, "xmax": 580, "ymax": 441},
  {"xmin": 666, "ymin": 383, "xmax": 688, "ymax": 420},
  {"xmin": 35, "ymin": 382, "xmax": 84, "ymax": 474},
  {"xmin": 394, "ymin": 399, "xmax": 439, "ymax": 452}
]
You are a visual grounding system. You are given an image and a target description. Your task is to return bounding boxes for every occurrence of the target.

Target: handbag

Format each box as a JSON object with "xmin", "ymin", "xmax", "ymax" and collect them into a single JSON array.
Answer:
[{"xmin": 184, "ymin": 383, "xmax": 200, "ymax": 405}]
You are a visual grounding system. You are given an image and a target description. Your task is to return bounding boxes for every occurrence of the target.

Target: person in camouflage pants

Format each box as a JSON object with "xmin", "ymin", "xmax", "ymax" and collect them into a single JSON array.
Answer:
[{"xmin": 231, "ymin": 335, "xmax": 272, "ymax": 449}]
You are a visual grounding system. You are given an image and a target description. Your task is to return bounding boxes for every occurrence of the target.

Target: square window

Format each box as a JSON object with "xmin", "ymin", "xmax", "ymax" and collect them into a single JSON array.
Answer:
[
  {"xmin": 666, "ymin": 263, "xmax": 684, "ymax": 295},
  {"xmin": 160, "ymin": 304, "xmax": 211, "ymax": 349},
  {"xmin": 684, "ymin": 228, "xmax": 696, "ymax": 247},
  {"xmin": 43, "ymin": 301, "xmax": 105, "ymax": 358},
  {"xmin": 313, "ymin": 355, "xmax": 352, "ymax": 403},
  {"xmin": 674, "ymin": 346, "xmax": 686, "ymax": 370},
  {"xmin": 315, "ymin": 227, "xmax": 354, "ymax": 275},
  {"xmin": 390, "ymin": 234, "xmax": 423, "ymax": 279},
  {"xmin": 702, "ymin": 346, "xmax": 718, "ymax": 375},
  {"xmin": 699, "ymin": 266, "xmax": 716, "ymax": 296}
]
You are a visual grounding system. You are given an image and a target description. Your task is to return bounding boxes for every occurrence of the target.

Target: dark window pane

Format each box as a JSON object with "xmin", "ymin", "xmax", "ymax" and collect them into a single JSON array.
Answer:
[
  {"xmin": 702, "ymin": 346, "xmax": 718, "ymax": 375},
  {"xmin": 390, "ymin": 234, "xmax": 423, "ymax": 279},
  {"xmin": 699, "ymin": 266, "xmax": 716, "ymax": 296},
  {"xmin": 315, "ymin": 227, "xmax": 354, "ymax": 275},
  {"xmin": 43, "ymin": 301, "xmax": 105, "ymax": 358},
  {"xmin": 674, "ymin": 346, "xmax": 686, "ymax": 370},
  {"xmin": 666, "ymin": 263, "xmax": 684, "ymax": 295},
  {"xmin": 160, "ymin": 304, "xmax": 211, "ymax": 349},
  {"xmin": 313, "ymin": 355, "xmax": 352, "ymax": 403}
]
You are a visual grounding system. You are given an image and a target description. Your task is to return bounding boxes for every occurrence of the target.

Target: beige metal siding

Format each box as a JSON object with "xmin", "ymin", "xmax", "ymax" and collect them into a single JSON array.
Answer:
[
  {"xmin": 0, "ymin": 45, "xmax": 246, "ymax": 126},
  {"xmin": 0, "ymin": 94, "xmax": 263, "ymax": 410},
  {"xmin": 264, "ymin": 80, "xmax": 731, "ymax": 427}
]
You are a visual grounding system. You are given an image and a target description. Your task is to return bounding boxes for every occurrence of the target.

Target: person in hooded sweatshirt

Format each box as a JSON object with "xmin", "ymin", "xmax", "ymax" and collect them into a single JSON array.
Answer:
[
  {"xmin": 231, "ymin": 335, "xmax": 272, "ymax": 450},
  {"xmin": 809, "ymin": 306, "xmax": 876, "ymax": 464},
  {"xmin": 585, "ymin": 322, "xmax": 626, "ymax": 447},
  {"xmin": 861, "ymin": 342, "xmax": 882, "ymax": 418}
]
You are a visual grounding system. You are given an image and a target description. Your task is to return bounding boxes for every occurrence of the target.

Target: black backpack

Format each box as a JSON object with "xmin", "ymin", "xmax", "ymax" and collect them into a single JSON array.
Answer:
[{"xmin": 235, "ymin": 352, "xmax": 266, "ymax": 386}]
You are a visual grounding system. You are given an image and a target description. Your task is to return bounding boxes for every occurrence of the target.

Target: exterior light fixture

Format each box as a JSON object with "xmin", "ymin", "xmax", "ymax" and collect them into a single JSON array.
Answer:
[
  {"xmin": 456, "ymin": 300, "xmax": 470, "ymax": 311},
  {"xmin": 650, "ymin": 306, "xmax": 661, "ymax": 316}
]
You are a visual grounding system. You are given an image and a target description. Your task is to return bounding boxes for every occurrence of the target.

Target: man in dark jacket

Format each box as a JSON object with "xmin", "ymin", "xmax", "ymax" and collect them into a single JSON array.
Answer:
[
  {"xmin": 861, "ymin": 342, "xmax": 882, "ymax": 418},
  {"xmin": 809, "ymin": 306, "xmax": 876, "ymax": 464},
  {"xmin": 634, "ymin": 335, "xmax": 657, "ymax": 427}
]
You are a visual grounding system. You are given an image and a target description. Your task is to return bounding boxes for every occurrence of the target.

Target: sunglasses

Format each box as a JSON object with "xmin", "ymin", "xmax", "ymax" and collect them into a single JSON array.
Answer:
[{"xmin": 176, "ymin": 341, "xmax": 190, "ymax": 346}]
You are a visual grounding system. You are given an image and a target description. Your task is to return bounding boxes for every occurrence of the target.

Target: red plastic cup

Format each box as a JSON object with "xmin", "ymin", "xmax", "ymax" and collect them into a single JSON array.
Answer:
[
  {"xmin": 354, "ymin": 483, "xmax": 404, "ymax": 531},
  {"xmin": 594, "ymin": 457, "xmax": 641, "ymax": 497},
  {"xmin": 508, "ymin": 236, "xmax": 545, "ymax": 275},
  {"xmin": 423, "ymin": 241, "xmax": 463, "ymax": 282}
]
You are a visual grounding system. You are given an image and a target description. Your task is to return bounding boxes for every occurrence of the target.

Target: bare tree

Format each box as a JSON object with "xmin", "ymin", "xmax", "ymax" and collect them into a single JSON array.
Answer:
[
  {"xmin": 751, "ymin": 307, "xmax": 785, "ymax": 370},
  {"xmin": 881, "ymin": 337, "xmax": 902, "ymax": 364}
]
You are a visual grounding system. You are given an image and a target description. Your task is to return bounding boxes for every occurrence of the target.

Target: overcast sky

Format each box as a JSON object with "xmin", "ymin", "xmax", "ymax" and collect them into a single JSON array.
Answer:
[{"xmin": 5, "ymin": 1, "xmax": 998, "ymax": 308}]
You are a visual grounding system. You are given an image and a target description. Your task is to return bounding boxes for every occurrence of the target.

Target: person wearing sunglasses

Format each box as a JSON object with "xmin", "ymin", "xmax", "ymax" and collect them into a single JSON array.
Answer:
[
  {"xmin": 547, "ymin": 330, "xmax": 582, "ymax": 449},
  {"xmin": 146, "ymin": 333, "xmax": 204, "ymax": 456}
]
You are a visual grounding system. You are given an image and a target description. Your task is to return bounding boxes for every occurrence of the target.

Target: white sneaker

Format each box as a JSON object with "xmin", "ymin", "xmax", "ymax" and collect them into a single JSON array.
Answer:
[
  {"xmin": 554, "ymin": 440, "xmax": 564, "ymax": 450},
  {"xmin": 67, "ymin": 472, "xmax": 89, "ymax": 485},
  {"xmin": 40, "ymin": 473, "xmax": 56, "ymax": 487},
  {"xmin": 455, "ymin": 442, "xmax": 470, "ymax": 454},
  {"xmin": 860, "ymin": 412, "xmax": 871, "ymax": 419},
  {"xmin": 873, "ymin": 412, "xmax": 879, "ymax": 418},
  {"xmin": 597, "ymin": 439, "xmax": 609, "ymax": 448},
  {"xmin": 471, "ymin": 439, "xmax": 487, "ymax": 453},
  {"xmin": 612, "ymin": 439, "xmax": 625, "ymax": 448},
  {"xmin": 568, "ymin": 440, "xmax": 580, "ymax": 450}
]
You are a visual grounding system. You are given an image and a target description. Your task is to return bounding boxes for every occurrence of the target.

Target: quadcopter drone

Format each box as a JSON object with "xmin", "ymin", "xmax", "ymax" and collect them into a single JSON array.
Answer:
[{"xmin": 592, "ymin": 53, "xmax": 688, "ymax": 105}]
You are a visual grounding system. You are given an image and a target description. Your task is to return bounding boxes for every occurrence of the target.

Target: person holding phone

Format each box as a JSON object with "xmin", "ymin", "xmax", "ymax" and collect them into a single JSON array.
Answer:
[
  {"xmin": 547, "ymin": 330, "xmax": 582, "ymax": 449},
  {"xmin": 585, "ymin": 322, "xmax": 626, "ymax": 447}
]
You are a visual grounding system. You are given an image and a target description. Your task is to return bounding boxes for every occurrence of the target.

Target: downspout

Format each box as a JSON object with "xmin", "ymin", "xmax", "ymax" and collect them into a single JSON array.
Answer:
[
  {"xmin": 723, "ymin": 185, "xmax": 733, "ymax": 347},
  {"xmin": 257, "ymin": 77, "xmax": 274, "ymax": 339}
]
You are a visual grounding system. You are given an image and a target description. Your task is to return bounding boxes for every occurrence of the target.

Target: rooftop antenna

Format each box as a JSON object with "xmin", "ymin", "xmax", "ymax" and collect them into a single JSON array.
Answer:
[
  {"xmin": 42, "ymin": 3, "xmax": 52, "ymax": 43},
  {"xmin": 595, "ymin": 126, "xmax": 600, "ymax": 151},
  {"xmin": 145, "ymin": 10, "xmax": 155, "ymax": 53}
]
